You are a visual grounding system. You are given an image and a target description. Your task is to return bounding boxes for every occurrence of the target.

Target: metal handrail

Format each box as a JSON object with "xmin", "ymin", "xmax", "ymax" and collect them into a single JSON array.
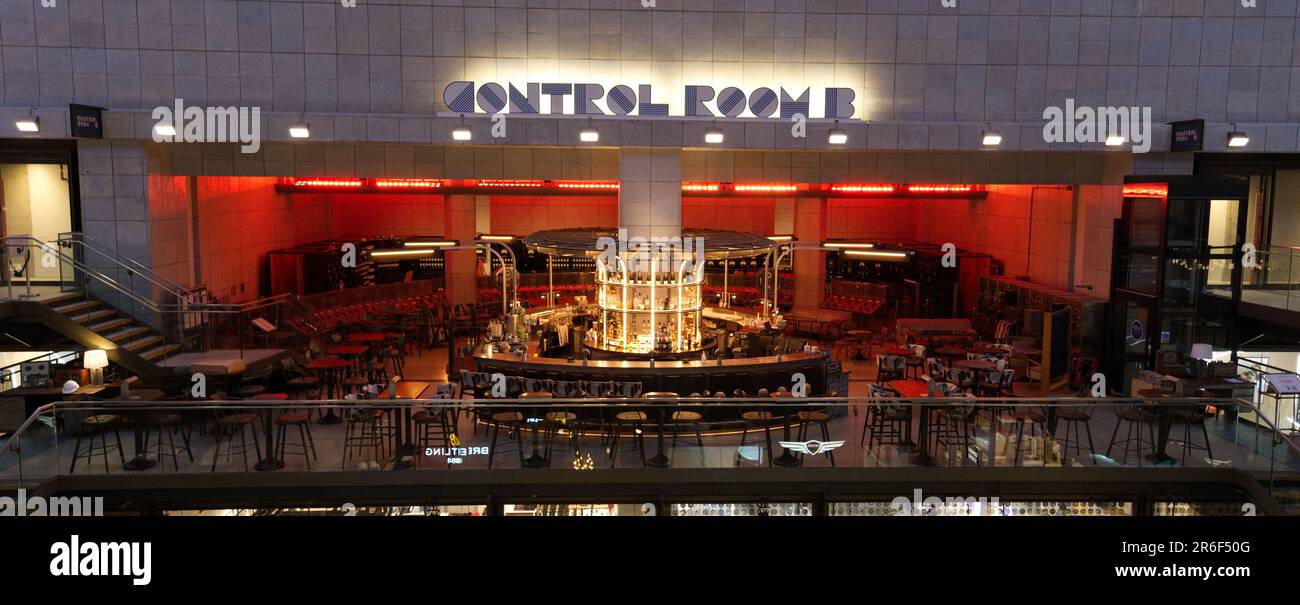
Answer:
[{"xmin": 56, "ymin": 232, "xmax": 197, "ymax": 302}]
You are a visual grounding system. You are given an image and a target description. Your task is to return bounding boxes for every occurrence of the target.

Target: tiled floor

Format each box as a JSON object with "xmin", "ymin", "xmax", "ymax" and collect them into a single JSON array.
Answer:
[{"xmin": 2, "ymin": 342, "xmax": 1297, "ymax": 480}]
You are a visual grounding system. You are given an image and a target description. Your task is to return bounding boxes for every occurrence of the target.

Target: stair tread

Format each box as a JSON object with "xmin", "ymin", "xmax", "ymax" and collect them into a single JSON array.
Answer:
[
  {"xmin": 87, "ymin": 318, "xmax": 132, "ymax": 333},
  {"xmin": 122, "ymin": 335, "xmax": 164, "ymax": 351},
  {"xmin": 103, "ymin": 326, "xmax": 150, "ymax": 341},
  {"xmin": 51, "ymin": 300, "xmax": 101, "ymax": 314},
  {"xmin": 140, "ymin": 344, "xmax": 181, "ymax": 361},
  {"xmin": 68, "ymin": 309, "xmax": 117, "ymax": 323}
]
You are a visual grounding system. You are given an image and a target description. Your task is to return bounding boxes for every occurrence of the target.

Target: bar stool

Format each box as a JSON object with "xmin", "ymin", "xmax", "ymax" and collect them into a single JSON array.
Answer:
[
  {"xmin": 142, "ymin": 408, "xmax": 195, "ymax": 471},
  {"xmin": 670, "ymin": 395, "xmax": 707, "ymax": 463},
  {"xmin": 933, "ymin": 392, "xmax": 981, "ymax": 466},
  {"xmin": 1053, "ymin": 398, "xmax": 1097, "ymax": 464},
  {"xmin": 69, "ymin": 412, "xmax": 126, "ymax": 474},
  {"xmin": 737, "ymin": 390, "xmax": 776, "ymax": 467},
  {"xmin": 413, "ymin": 403, "xmax": 453, "ymax": 469},
  {"xmin": 1107, "ymin": 404, "xmax": 1157, "ymax": 465},
  {"xmin": 342, "ymin": 396, "xmax": 387, "ymax": 469},
  {"xmin": 861, "ymin": 383, "xmax": 907, "ymax": 450},
  {"xmin": 796, "ymin": 403, "xmax": 836, "ymax": 467},
  {"xmin": 262, "ymin": 393, "xmax": 316, "ymax": 469},
  {"xmin": 608, "ymin": 399, "xmax": 648, "ymax": 469},
  {"xmin": 904, "ymin": 344, "xmax": 926, "ymax": 379},
  {"xmin": 210, "ymin": 406, "xmax": 261, "ymax": 472},
  {"xmin": 487, "ymin": 407, "xmax": 526, "ymax": 469}
]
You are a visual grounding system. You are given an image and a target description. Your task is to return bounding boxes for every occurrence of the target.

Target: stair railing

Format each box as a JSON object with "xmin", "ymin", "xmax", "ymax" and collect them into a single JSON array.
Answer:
[{"xmin": 3, "ymin": 236, "xmax": 316, "ymax": 362}]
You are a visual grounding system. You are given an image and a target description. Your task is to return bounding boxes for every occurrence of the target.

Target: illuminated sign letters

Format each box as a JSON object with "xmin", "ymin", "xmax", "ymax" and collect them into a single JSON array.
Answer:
[{"xmin": 445, "ymin": 82, "xmax": 857, "ymax": 119}]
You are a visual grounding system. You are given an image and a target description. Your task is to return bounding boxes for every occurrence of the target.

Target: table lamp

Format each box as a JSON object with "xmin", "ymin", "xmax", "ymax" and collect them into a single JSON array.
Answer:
[
  {"xmin": 1189, "ymin": 343, "xmax": 1214, "ymax": 360},
  {"xmin": 83, "ymin": 349, "xmax": 108, "ymax": 387}
]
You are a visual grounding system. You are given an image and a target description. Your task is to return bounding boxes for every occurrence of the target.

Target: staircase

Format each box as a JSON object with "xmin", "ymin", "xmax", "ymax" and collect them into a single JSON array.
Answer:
[
  {"xmin": 0, "ymin": 290, "xmax": 186, "ymax": 382},
  {"xmin": 46, "ymin": 292, "xmax": 184, "ymax": 366}
]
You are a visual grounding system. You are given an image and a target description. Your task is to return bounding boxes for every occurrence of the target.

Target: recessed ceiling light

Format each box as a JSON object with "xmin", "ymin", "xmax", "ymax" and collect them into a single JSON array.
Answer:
[
  {"xmin": 15, "ymin": 117, "xmax": 39, "ymax": 132},
  {"xmin": 580, "ymin": 128, "xmax": 599, "ymax": 142},
  {"xmin": 704, "ymin": 129, "xmax": 724, "ymax": 144}
]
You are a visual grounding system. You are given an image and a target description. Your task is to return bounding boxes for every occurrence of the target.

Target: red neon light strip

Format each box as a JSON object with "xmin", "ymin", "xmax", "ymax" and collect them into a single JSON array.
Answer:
[
  {"xmin": 1123, "ymin": 184, "xmax": 1168, "ymax": 198},
  {"xmin": 289, "ymin": 178, "xmax": 363, "ymax": 188},
  {"xmin": 374, "ymin": 178, "xmax": 443, "ymax": 189},
  {"xmin": 682, "ymin": 182, "xmax": 722, "ymax": 192},
  {"xmin": 906, "ymin": 185, "xmax": 974, "ymax": 194},
  {"xmin": 476, "ymin": 179, "xmax": 545, "ymax": 188},
  {"xmin": 555, "ymin": 181, "xmax": 620, "ymax": 191},
  {"xmin": 733, "ymin": 183, "xmax": 799, "ymax": 193},
  {"xmin": 832, "ymin": 184, "xmax": 897, "ymax": 194}
]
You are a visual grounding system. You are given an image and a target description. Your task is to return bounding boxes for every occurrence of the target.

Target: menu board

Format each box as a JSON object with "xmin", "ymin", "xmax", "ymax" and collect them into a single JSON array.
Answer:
[{"xmin": 1263, "ymin": 373, "xmax": 1300, "ymax": 394}]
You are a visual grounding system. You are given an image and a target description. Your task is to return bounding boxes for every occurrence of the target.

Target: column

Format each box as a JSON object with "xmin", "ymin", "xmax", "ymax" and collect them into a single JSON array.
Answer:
[
  {"xmin": 444, "ymin": 194, "xmax": 477, "ymax": 306},
  {"xmin": 619, "ymin": 149, "xmax": 681, "ymax": 241},
  {"xmin": 792, "ymin": 196, "xmax": 827, "ymax": 310}
]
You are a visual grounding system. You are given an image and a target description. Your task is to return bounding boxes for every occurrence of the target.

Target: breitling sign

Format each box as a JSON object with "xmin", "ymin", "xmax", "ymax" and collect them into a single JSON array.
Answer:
[{"xmin": 444, "ymin": 82, "xmax": 858, "ymax": 119}]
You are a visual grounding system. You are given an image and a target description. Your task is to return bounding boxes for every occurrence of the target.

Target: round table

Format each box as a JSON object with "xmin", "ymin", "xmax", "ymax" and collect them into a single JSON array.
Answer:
[
  {"xmin": 887, "ymin": 379, "xmax": 938, "ymax": 465},
  {"xmin": 883, "ymin": 345, "xmax": 916, "ymax": 357},
  {"xmin": 1137, "ymin": 389, "xmax": 1177, "ymax": 465},
  {"xmin": 643, "ymin": 392, "xmax": 678, "ymax": 468},
  {"xmin": 934, "ymin": 347, "xmax": 968, "ymax": 363},
  {"xmin": 520, "ymin": 392, "xmax": 554, "ymax": 468},
  {"xmin": 954, "ymin": 359, "xmax": 999, "ymax": 372},
  {"xmin": 305, "ymin": 358, "xmax": 352, "ymax": 424}
]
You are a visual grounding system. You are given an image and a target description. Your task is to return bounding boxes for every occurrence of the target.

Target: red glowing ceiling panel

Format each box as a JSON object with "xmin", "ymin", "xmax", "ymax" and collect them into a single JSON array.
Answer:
[
  {"xmin": 1122, "ymin": 184, "xmax": 1168, "ymax": 198},
  {"xmin": 681, "ymin": 182, "xmax": 722, "ymax": 193}
]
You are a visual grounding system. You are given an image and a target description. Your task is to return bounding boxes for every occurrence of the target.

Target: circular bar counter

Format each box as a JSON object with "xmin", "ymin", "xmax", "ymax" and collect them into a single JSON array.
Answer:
[{"xmin": 474, "ymin": 343, "xmax": 830, "ymax": 397}]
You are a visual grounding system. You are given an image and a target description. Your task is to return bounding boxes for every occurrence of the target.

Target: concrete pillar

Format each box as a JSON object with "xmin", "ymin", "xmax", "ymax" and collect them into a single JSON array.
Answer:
[
  {"xmin": 619, "ymin": 149, "xmax": 681, "ymax": 241},
  {"xmin": 792, "ymin": 196, "xmax": 827, "ymax": 310},
  {"xmin": 444, "ymin": 194, "xmax": 477, "ymax": 306}
]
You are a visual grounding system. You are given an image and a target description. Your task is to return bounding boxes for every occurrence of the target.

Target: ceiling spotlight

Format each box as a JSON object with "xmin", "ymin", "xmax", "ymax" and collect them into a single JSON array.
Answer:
[
  {"xmin": 828, "ymin": 123, "xmax": 848, "ymax": 145},
  {"xmin": 1227, "ymin": 131, "xmax": 1250, "ymax": 148},
  {"xmin": 15, "ymin": 116, "xmax": 39, "ymax": 133},
  {"xmin": 580, "ymin": 128, "xmax": 599, "ymax": 143},
  {"xmin": 981, "ymin": 131, "xmax": 1002, "ymax": 146},
  {"xmin": 153, "ymin": 123, "xmax": 176, "ymax": 137},
  {"xmin": 1105, "ymin": 135, "xmax": 1126, "ymax": 147},
  {"xmin": 705, "ymin": 129, "xmax": 724, "ymax": 144},
  {"xmin": 289, "ymin": 123, "xmax": 310, "ymax": 138}
]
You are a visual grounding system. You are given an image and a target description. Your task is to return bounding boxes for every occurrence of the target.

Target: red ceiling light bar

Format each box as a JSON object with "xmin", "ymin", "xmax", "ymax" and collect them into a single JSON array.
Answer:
[
  {"xmin": 832, "ymin": 184, "xmax": 897, "ymax": 194},
  {"xmin": 374, "ymin": 178, "xmax": 443, "ymax": 189},
  {"xmin": 286, "ymin": 178, "xmax": 364, "ymax": 189},
  {"xmin": 1123, "ymin": 184, "xmax": 1168, "ymax": 198},
  {"xmin": 555, "ymin": 180, "xmax": 620, "ymax": 191},
  {"xmin": 906, "ymin": 184, "xmax": 974, "ymax": 194},
  {"xmin": 475, "ymin": 179, "xmax": 545, "ymax": 188},
  {"xmin": 682, "ymin": 182, "xmax": 722, "ymax": 193},
  {"xmin": 733, "ymin": 183, "xmax": 800, "ymax": 193}
]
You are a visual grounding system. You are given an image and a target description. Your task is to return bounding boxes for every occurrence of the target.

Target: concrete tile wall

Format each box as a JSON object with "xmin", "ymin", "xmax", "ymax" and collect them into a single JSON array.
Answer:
[{"xmin": 4, "ymin": 2, "xmax": 1296, "ymax": 154}]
